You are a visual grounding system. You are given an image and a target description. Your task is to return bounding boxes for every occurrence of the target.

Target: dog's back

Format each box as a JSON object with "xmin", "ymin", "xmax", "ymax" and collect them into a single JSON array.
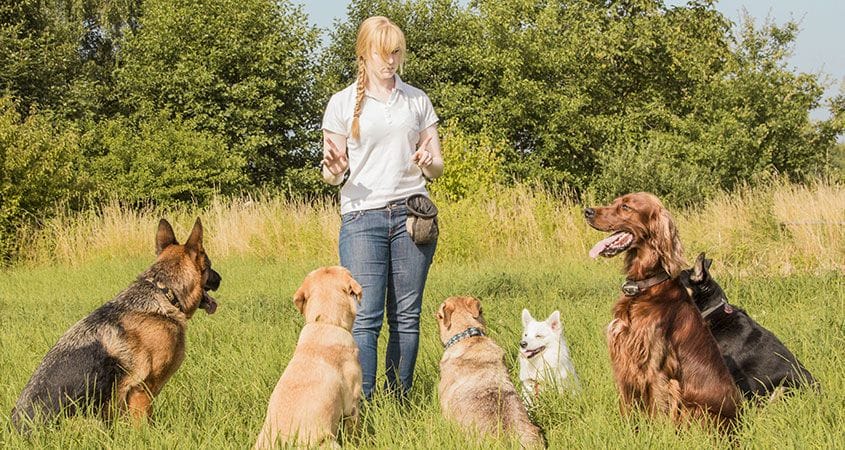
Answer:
[
  {"xmin": 437, "ymin": 297, "xmax": 545, "ymax": 449},
  {"xmin": 609, "ymin": 280, "xmax": 739, "ymax": 426},
  {"xmin": 12, "ymin": 280, "xmax": 184, "ymax": 430}
]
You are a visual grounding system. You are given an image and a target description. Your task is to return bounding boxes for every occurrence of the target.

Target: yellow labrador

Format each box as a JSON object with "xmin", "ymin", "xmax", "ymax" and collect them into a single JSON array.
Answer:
[
  {"xmin": 254, "ymin": 266, "xmax": 363, "ymax": 449},
  {"xmin": 436, "ymin": 296, "xmax": 545, "ymax": 449}
]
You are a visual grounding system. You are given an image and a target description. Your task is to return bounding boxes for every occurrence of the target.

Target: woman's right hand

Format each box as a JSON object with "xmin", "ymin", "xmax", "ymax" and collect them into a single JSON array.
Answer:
[{"xmin": 322, "ymin": 135, "xmax": 348, "ymax": 176}]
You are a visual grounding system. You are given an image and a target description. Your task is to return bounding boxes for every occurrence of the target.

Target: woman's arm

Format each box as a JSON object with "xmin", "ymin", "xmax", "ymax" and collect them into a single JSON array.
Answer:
[
  {"xmin": 412, "ymin": 125, "xmax": 444, "ymax": 179},
  {"xmin": 321, "ymin": 130, "xmax": 348, "ymax": 186}
]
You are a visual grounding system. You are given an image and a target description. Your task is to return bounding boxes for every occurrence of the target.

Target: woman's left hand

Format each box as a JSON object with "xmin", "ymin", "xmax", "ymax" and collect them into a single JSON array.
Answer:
[{"xmin": 412, "ymin": 134, "xmax": 434, "ymax": 168}]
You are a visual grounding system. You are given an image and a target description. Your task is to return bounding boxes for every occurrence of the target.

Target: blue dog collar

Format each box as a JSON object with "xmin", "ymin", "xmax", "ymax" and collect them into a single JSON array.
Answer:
[{"xmin": 443, "ymin": 327, "xmax": 485, "ymax": 349}]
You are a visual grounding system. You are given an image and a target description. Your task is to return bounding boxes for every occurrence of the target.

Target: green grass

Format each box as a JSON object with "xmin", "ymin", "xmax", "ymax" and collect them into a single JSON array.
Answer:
[{"xmin": 1, "ymin": 255, "xmax": 843, "ymax": 449}]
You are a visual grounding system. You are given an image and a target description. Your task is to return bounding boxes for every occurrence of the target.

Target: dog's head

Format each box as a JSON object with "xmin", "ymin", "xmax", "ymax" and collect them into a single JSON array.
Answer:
[
  {"xmin": 584, "ymin": 192, "xmax": 686, "ymax": 278},
  {"xmin": 154, "ymin": 218, "xmax": 221, "ymax": 317},
  {"xmin": 680, "ymin": 252, "xmax": 728, "ymax": 312},
  {"xmin": 435, "ymin": 296, "xmax": 486, "ymax": 345},
  {"xmin": 519, "ymin": 309, "xmax": 562, "ymax": 360},
  {"xmin": 293, "ymin": 266, "xmax": 362, "ymax": 330}
]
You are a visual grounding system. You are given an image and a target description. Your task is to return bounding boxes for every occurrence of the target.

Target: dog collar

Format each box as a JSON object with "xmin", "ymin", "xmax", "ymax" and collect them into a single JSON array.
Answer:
[
  {"xmin": 700, "ymin": 299, "xmax": 731, "ymax": 319},
  {"xmin": 144, "ymin": 277, "xmax": 182, "ymax": 312},
  {"xmin": 621, "ymin": 271, "xmax": 670, "ymax": 296},
  {"xmin": 443, "ymin": 327, "xmax": 485, "ymax": 349}
]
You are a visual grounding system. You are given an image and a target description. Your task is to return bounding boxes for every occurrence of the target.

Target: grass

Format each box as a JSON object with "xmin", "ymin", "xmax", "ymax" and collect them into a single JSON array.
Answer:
[{"xmin": 1, "ymin": 181, "xmax": 844, "ymax": 448}]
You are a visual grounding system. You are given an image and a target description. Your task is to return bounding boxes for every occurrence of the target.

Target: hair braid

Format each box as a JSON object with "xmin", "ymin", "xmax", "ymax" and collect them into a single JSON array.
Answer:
[{"xmin": 351, "ymin": 57, "xmax": 366, "ymax": 141}]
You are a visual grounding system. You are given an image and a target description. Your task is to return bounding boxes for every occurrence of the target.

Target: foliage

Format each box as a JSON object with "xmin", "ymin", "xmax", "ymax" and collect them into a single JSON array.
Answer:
[
  {"xmin": 429, "ymin": 119, "xmax": 506, "ymax": 201},
  {"xmin": 0, "ymin": 97, "xmax": 85, "ymax": 262},
  {"xmin": 113, "ymin": 0, "xmax": 321, "ymax": 186},
  {"xmin": 89, "ymin": 110, "xmax": 246, "ymax": 206},
  {"xmin": 320, "ymin": 0, "xmax": 843, "ymax": 203}
]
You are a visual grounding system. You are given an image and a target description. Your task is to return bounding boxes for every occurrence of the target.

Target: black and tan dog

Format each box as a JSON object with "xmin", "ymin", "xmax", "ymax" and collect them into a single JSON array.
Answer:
[
  {"xmin": 680, "ymin": 253, "xmax": 817, "ymax": 401},
  {"xmin": 12, "ymin": 218, "xmax": 221, "ymax": 431}
]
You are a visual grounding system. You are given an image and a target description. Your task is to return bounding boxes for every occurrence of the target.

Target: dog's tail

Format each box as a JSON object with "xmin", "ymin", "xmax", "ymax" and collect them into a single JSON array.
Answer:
[
  {"xmin": 516, "ymin": 421, "xmax": 546, "ymax": 449},
  {"xmin": 504, "ymin": 398, "xmax": 546, "ymax": 449}
]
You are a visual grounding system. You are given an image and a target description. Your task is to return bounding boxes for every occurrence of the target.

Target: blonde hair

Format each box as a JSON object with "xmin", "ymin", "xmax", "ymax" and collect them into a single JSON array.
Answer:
[{"xmin": 351, "ymin": 16, "xmax": 407, "ymax": 140}]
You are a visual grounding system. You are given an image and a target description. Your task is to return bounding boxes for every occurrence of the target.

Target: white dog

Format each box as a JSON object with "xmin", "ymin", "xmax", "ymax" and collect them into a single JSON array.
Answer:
[{"xmin": 519, "ymin": 309, "xmax": 580, "ymax": 402}]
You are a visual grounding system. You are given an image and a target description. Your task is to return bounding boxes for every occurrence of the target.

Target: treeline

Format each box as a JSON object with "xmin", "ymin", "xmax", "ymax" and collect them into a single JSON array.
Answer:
[{"xmin": 1, "ymin": 0, "xmax": 843, "ymax": 261}]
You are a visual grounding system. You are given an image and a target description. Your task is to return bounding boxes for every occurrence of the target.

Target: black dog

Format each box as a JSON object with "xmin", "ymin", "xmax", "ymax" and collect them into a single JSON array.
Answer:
[{"xmin": 680, "ymin": 253, "xmax": 817, "ymax": 401}]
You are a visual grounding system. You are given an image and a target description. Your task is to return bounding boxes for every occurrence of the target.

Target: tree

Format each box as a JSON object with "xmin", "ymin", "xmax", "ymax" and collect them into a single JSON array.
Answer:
[{"xmin": 114, "ymin": 0, "xmax": 321, "ymax": 186}]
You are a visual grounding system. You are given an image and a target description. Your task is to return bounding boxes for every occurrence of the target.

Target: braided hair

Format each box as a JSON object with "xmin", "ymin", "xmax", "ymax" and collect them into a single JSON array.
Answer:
[{"xmin": 350, "ymin": 16, "xmax": 406, "ymax": 141}]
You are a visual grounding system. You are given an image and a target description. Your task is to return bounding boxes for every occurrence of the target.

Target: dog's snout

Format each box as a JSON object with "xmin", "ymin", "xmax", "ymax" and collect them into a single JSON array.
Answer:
[
  {"xmin": 584, "ymin": 208, "xmax": 595, "ymax": 220},
  {"xmin": 519, "ymin": 340, "xmax": 528, "ymax": 349}
]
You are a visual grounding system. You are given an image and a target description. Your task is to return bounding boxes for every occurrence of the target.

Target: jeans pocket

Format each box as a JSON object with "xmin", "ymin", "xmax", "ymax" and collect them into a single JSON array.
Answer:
[{"xmin": 341, "ymin": 210, "xmax": 366, "ymax": 225}]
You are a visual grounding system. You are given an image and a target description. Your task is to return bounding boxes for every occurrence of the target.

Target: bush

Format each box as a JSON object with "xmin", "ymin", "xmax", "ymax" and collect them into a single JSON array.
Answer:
[
  {"xmin": 429, "ymin": 120, "xmax": 506, "ymax": 202},
  {"xmin": 90, "ymin": 111, "xmax": 246, "ymax": 206},
  {"xmin": 0, "ymin": 97, "xmax": 85, "ymax": 261}
]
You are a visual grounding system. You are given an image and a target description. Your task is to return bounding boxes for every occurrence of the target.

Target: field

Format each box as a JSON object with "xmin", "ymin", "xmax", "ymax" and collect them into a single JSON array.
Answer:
[{"xmin": 1, "ymin": 182, "xmax": 843, "ymax": 448}]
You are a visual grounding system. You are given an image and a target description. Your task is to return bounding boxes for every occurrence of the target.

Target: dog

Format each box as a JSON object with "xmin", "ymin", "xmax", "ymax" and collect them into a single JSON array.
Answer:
[
  {"xmin": 584, "ymin": 193, "xmax": 739, "ymax": 429},
  {"xmin": 254, "ymin": 266, "xmax": 363, "ymax": 449},
  {"xmin": 680, "ymin": 252, "xmax": 817, "ymax": 401},
  {"xmin": 12, "ymin": 218, "xmax": 221, "ymax": 431},
  {"xmin": 436, "ymin": 296, "xmax": 545, "ymax": 449},
  {"xmin": 519, "ymin": 309, "xmax": 580, "ymax": 402}
]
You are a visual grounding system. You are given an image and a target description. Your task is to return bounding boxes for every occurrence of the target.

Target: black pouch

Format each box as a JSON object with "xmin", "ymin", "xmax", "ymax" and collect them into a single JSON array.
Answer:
[{"xmin": 405, "ymin": 194, "xmax": 439, "ymax": 245}]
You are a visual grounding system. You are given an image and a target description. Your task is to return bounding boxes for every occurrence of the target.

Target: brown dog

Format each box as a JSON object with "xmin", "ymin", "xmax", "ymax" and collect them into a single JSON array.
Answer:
[
  {"xmin": 585, "ymin": 193, "xmax": 739, "ymax": 429},
  {"xmin": 12, "ymin": 218, "xmax": 221, "ymax": 431},
  {"xmin": 436, "ymin": 296, "xmax": 545, "ymax": 449},
  {"xmin": 254, "ymin": 266, "xmax": 363, "ymax": 449}
]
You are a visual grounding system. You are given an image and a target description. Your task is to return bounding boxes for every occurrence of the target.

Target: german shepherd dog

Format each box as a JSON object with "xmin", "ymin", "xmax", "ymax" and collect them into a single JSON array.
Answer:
[
  {"xmin": 680, "ymin": 252, "xmax": 817, "ymax": 401},
  {"xmin": 12, "ymin": 218, "xmax": 221, "ymax": 431}
]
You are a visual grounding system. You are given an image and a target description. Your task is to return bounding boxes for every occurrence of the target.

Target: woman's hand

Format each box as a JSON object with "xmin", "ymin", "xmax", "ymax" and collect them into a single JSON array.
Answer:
[
  {"xmin": 412, "ymin": 126, "xmax": 444, "ymax": 179},
  {"xmin": 322, "ymin": 132, "xmax": 348, "ymax": 185},
  {"xmin": 323, "ymin": 137, "xmax": 348, "ymax": 175},
  {"xmin": 412, "ymin": 134, "xmax": 434, "ymax": 168}
]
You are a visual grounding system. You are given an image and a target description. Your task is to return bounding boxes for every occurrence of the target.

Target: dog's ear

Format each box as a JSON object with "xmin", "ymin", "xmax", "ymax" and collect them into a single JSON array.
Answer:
[
  {"xmin": 691, "ymin": 252, "xmax": 707, "ymax": 282},
  {"xmin": 156, "ymin": 219, "xmax": 178, "ymax": 255},
  {"xmin": 650, "ymin": 206, "xmax": 686, "ymax": 277},
  {"xmin": 704, "ymin": 257, "xmax": 713, "ymax": 272},
  {"xmin": 436, "ymin": 302, "xmax": 454, "ymax": 330},
  {"xmin": 293, "ymin": 285, "xmax": 307, "ymax": 315},
  {"xmin": 347, "ymin": 276, "xmax": 362, "ymax": 314},
  {"xmin": 522, "ymin": 309, "xmax": 533, "ymax": 327},
  {"xmin": 347, "ymin": 277, "xmax": 363, "ymax": 301},
  {"xmin": 185, "ymin": 217, "xmax": 204, "ymax": 252},
  {"xmin": 468, "ymin": 297, "xmax": 483, "ymax": 319},
  {"xmin": 547, "ymin": 310, "xmax": 561, "ymax": 333}
]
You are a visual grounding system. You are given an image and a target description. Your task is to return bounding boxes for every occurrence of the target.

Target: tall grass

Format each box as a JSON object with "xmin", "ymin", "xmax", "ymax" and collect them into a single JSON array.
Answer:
[
  {"xmin": 1, "ymin": 181, "xmax": 843, "ymax": 448},
  {"xmin": 13, "ymin": 179, "xmax": 845, "ymax": 274}
]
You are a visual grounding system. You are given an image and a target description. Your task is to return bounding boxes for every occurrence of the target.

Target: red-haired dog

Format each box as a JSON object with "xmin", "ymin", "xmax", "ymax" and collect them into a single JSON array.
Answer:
[{"xmin": 584, "ymin": 192, "xmax": 739, "ymax": 429}]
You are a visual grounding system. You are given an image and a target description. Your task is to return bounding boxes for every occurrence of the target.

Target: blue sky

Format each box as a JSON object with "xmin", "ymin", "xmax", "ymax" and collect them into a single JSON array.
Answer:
[{"xmin": 296, "ymin": 0, "xmax": 843, "ymax": 120}]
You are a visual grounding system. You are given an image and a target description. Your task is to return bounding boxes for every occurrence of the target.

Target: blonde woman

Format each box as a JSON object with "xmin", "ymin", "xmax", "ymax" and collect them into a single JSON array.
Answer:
[{"xmin": 321, "ymin": 16, "xmax": 443, "ymax": 400}]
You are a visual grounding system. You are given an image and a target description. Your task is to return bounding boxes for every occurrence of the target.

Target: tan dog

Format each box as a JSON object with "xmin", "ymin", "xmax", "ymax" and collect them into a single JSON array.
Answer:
[
  {"xmin": 436, "ymin": 296, "xmax": 545, "ymax": 449},
  {"xmin": 254, "ymin": 266, "xmax": 363, "ymax": 449}
]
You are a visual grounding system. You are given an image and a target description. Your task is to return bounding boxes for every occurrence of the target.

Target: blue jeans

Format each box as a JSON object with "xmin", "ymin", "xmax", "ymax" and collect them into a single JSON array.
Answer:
[{"xmin": 339, "ymin": 199, "xmax": 436, "ymax": 400}]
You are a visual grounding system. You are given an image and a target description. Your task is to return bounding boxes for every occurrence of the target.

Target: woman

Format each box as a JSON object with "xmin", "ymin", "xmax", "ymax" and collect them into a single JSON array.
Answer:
[{"xmin": 321, "ymin": 16, "xmax": 443, "ymax": 400}]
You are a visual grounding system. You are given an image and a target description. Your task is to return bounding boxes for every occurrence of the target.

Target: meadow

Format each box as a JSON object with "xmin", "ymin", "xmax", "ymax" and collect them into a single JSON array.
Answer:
[{"xmin": 1, "ymin": 181, "xmax": 843, "ymax": 448}]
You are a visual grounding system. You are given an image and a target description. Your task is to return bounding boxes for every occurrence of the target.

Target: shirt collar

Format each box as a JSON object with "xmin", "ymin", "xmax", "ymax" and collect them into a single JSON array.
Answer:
[{"xmin": 362, "ymin": 74, "xmax": 406, "ymax": 100}]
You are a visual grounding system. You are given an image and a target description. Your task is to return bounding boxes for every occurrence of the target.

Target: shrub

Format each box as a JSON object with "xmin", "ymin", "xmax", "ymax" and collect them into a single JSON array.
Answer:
[{"xmin": 0, "ymin": 97, "xmax": 85, "ymax": 261}]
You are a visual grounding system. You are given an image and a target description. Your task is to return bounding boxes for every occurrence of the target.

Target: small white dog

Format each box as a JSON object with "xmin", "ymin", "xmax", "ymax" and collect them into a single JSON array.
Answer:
[{"xmin": 519, "ymin": 309, "xmax": 580, "ymax": 402}]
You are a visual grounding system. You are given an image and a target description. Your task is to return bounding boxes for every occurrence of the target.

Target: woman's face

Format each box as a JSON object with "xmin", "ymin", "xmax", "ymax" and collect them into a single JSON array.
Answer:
[{"xmin": 365, "ymin": 49, "xmax": 400, "ymax": 81}]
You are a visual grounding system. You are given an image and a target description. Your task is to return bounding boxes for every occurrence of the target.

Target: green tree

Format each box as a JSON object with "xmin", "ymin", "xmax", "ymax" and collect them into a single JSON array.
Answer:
[
  {"xmin": 114, "ymin": 0, "xmax": 321, "ymax": 187},
  {"xmin": 89, "ymin": 109, "xmax": 246, "ymax": 206},
  {"xmin": 322, "ymin": 0, "xmax": 842, "ymax": 204},
  {"xmin": 0, "ymin": 97, "xmax": 85, "ymax": 261}
]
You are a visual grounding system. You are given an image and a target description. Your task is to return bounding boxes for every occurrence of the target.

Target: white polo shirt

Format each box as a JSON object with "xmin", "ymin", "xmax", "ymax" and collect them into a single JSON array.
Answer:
[{"xmin": 322, "ymin": 75, "xmax": 439, "ymax": 214}]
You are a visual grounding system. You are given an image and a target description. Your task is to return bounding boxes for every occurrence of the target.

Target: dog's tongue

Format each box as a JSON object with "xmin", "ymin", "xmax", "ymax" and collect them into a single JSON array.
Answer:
[
  {"xmin": 589, "ymin": 231, "xmax": 631, "ymax": 259},
  {"xmin": 201, "ymin": 292, "xmax": 218, "ymax": 314}
]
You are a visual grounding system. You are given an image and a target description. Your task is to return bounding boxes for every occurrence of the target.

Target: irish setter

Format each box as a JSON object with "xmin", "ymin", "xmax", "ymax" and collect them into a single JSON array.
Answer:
[{"xmin": 584, "ymin": 192, "xmax": 739, "ymax": 429}]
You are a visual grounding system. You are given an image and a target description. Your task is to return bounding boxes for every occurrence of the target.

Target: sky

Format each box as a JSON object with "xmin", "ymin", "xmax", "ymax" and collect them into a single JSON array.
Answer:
[{"xmin": 296, "ymin": 0, "xmax": 844, "ymax": 121}]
